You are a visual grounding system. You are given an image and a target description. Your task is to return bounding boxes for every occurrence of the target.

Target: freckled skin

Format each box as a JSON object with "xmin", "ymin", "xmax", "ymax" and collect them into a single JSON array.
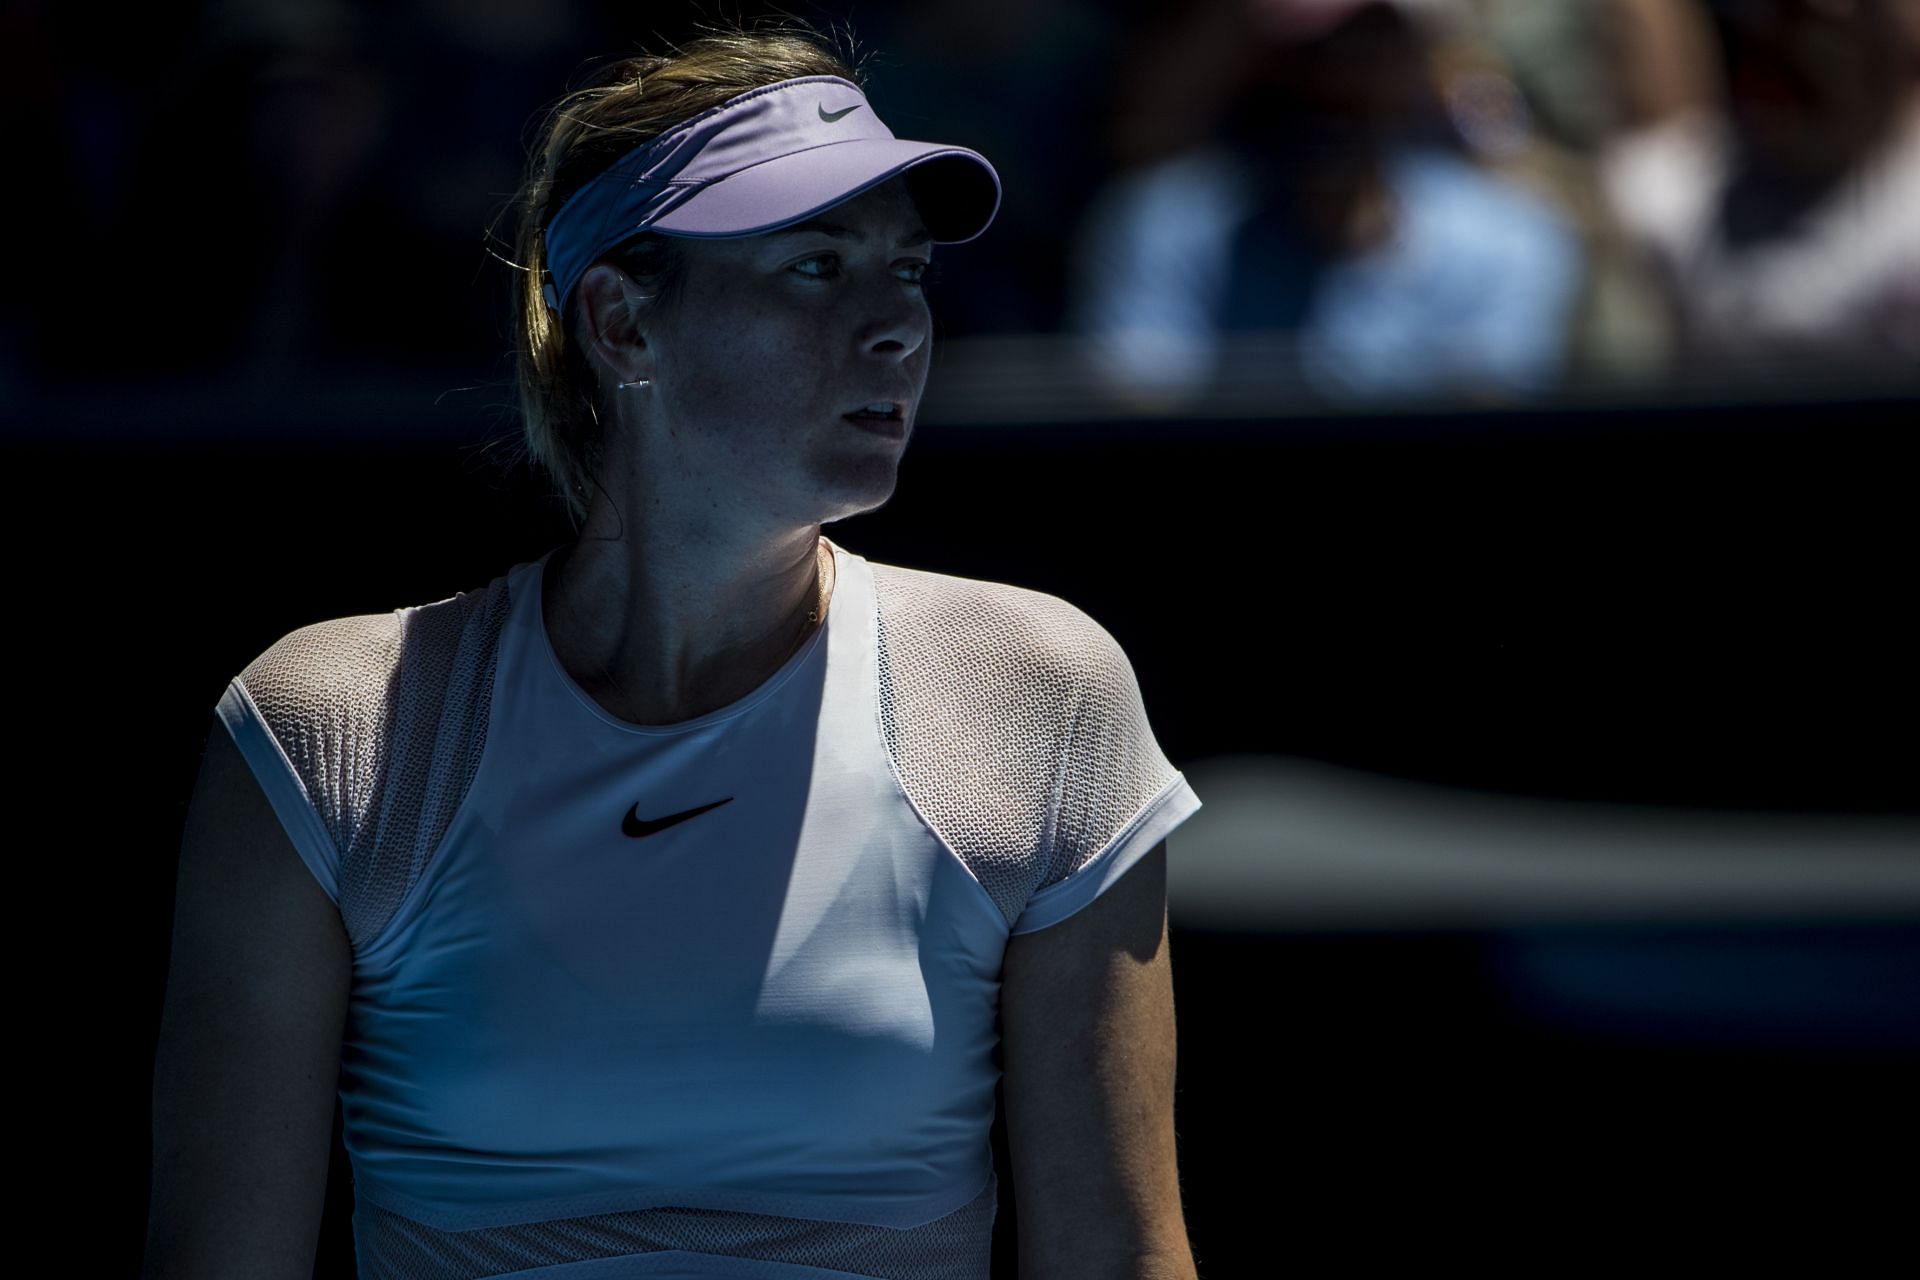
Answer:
[
  {"xmin": 616, "ymin": 177, "xmax": 933, "ymax": 535},
  {"xmin": 551, "ymin": 175, "xmax": 936, "ymax": 726}
]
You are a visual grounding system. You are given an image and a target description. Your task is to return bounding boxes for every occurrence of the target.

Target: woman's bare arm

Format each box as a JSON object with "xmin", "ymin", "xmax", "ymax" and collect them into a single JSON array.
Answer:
[
  {"xmin": 1000, "ymin": 841, "xmax": 1198, "ymax": 1280},
  {"xmin": 142, "ymin": 715, "xmax": 351, "ymax": 1279}
]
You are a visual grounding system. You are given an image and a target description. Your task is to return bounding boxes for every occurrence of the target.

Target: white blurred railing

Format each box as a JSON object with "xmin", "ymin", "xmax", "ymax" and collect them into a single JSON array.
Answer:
[{"xmin": 1167, "ymin": 753, "xmax": 1920, "ymax": 932}]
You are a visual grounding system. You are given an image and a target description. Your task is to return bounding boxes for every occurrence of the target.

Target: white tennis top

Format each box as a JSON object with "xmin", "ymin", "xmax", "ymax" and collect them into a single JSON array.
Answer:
[{"xmin": 214, "ymin": 537, "xmax": 1201, "ymax": 1279}]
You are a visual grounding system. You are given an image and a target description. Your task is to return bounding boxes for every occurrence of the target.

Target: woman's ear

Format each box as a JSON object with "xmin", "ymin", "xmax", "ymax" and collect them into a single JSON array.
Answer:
[{"xmin": 575, "ymin": 262, "xmax": 653, "ymax": 386}]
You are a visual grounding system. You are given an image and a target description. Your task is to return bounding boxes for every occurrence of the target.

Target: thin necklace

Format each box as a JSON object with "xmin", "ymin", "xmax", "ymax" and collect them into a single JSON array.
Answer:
[
  {"xmin": 556, "ymin": 536, "xmax": 836, "ymax": 715},
  {"xmin": 798, "ymin": 534, "xmax": 835, "ymax": 640}
]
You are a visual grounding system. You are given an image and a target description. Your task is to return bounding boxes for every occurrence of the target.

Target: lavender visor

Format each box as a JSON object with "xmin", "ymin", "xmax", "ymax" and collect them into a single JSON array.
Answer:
[{"xmin": 540, "ymin": 75, "xmax": 1002, "ymax": 319}]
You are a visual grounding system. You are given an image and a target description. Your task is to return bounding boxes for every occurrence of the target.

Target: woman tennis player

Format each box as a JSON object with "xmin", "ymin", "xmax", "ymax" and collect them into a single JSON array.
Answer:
[{"xmin": 146, "ymin": 24, "xmax": 1203, "ymax": 1280}]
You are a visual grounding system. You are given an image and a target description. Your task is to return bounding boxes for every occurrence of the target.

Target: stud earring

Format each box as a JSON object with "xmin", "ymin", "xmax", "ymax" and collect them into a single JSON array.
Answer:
[{"xmin": 617, "ymin": 379, "xmax": 651, "ymax": 390}]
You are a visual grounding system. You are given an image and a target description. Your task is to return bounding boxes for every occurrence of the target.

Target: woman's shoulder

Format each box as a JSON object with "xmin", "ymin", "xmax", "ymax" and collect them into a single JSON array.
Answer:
[
  {"xmin": 237, "ymin": 611, "xmax": 405, "ymax": 706},
  {"xmin": 865, "ymin": 557, "xmax": 1136, "ymax": 690},
  {"xmin": 234, "ymin": 574, "xmax": 506, "ymax": 723}
]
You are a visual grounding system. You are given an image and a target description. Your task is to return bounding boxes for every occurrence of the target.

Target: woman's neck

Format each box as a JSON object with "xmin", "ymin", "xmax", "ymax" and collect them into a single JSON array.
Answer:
[{"xmin": 541, "ymin": 530, "xmax": 831, "ymax": 726}]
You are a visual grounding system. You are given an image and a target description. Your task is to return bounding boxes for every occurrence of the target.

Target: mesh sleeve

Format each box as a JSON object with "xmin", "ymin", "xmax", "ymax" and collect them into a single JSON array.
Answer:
[
  {"xmin": 868, "ymin": 559, "xmax": 1200, "ymax": 936},
  {"xmin": 213, "ymin": 613, "xmax": 406, "ymax": 912},
  {"xmin": 214, "ymin": 676, "xmax": 345, "ymax": 904},
  {"xmin": 1009, "ymin": 619, "xmax": 1201, "ymax": 936}
]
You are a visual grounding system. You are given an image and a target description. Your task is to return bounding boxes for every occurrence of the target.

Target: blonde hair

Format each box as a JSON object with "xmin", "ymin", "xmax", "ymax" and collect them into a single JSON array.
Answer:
[{"xmin": 506, "ymin": 21, "xmax": 865, "ymax": 530}]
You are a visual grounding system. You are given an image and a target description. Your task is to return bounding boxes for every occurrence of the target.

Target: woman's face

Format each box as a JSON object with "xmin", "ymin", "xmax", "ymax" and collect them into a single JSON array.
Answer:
[{"xmin": 630, "ymin": 175, "xmax": 934, "ymax": 532}]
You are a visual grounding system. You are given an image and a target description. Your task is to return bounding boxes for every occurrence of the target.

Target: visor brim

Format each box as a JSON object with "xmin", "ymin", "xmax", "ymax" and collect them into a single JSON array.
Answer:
[{"xmin": 647, "ymin": 139, "xmax": 1002, "ymax": 244}]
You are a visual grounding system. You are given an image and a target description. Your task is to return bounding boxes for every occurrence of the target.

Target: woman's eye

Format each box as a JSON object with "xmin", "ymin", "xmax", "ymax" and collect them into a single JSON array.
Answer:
[{"xmin": 791, "ymin": 255, "xmax": 931, "ymax": 286}]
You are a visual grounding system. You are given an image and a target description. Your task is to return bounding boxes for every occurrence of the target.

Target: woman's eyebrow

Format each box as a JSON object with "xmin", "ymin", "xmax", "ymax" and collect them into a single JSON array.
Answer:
[{"xmin": 768, "ymin": 218, "xmax": 933, "ymax": 247}]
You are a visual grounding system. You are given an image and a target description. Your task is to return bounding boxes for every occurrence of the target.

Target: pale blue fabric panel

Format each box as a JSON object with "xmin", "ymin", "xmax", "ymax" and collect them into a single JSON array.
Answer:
[{"xmin": 341, "ymin": 545, "xmax": 1000, "ymax": 1247}]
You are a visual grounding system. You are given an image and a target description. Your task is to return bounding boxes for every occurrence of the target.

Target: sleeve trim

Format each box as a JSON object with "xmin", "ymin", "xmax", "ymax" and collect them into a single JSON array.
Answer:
[
  {"xmin": 213, "ymin": 678, "xmax": 344, "ymax": 905},
  {"xmin": 1009, "ymin": 772, "xmax": 1202, "ymax": 936}
]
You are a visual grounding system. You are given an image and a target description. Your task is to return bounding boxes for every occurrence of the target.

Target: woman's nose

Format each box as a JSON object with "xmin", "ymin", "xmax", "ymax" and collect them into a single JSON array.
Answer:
[{"xmin": 855, "ymin": 277, "xmax": 929, "ymax": 361}]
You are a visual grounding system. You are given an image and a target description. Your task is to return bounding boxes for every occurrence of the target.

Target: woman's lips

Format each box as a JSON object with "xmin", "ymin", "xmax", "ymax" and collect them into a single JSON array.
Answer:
[{"xmin": 843, "ymin": 410, "xmax": 906, "ymax": 438}]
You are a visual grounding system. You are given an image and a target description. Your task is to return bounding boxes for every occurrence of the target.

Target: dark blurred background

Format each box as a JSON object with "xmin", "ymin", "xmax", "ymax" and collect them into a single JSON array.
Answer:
[{"xmin": 9, "ymin": 0, "xmax": 1916, "ymax": 1274}]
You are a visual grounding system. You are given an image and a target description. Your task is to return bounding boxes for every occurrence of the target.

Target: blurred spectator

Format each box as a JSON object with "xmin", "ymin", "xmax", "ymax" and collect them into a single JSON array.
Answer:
[
  {"xmin": 1460, "ymin": 0, "xmax": 1681, "ymax": 383},
  {"xmin": 1600, "ymin": 0, "xmax": 1920, "ymax": 377},
  {"xmin": 1068, "ymin": 0, "xmax": 1584, "ymax": 409}
]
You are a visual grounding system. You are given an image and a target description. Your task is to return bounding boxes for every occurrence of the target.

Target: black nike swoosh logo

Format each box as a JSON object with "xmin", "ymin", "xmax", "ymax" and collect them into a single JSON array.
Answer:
[
  {"xmin": 623, "ymin": 797, "xmax": 733, "ymax": 838},
  {"xmin": 818, "ymin": 102, "xmax": 863, "ymax": 123}
]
